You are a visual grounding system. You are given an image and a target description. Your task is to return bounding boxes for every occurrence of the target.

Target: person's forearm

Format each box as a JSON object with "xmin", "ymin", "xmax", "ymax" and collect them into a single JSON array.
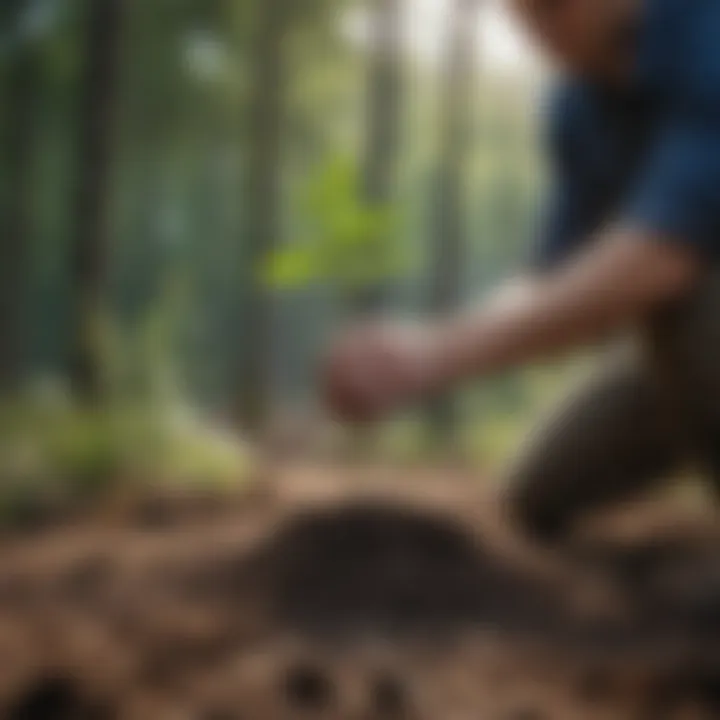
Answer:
[{"xmin": 432, "ymin": 233, "xmax": 700, "ymax": 384}]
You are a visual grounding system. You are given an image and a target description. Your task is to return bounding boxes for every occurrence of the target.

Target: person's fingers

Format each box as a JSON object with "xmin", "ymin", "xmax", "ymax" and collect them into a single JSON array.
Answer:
[
  {"xmin": 322, "ymin": 340, "xmax": 379, "ymax": 421},
  {"xmin": 321, "ymin": 322, "xmax": 433, "ymax": 422}
]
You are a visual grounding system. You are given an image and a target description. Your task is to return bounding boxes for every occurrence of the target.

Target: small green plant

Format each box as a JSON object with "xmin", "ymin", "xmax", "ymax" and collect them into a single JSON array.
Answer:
[{"xmin": 264, "ymin": 155, "xmax": 408, "ymax": 298}]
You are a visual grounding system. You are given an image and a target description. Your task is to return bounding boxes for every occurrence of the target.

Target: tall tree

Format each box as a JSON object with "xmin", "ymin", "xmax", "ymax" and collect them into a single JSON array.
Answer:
[
  {"xmin": 357, "ymin": 0, "xmax": 403, "ymax": 312},
  {"xmin": 69, "ymin": 0, "xmax": 124, "ymax": 401},
  {"xmin": 0, "ymin": 1, "xmax": 38, "ymax": 395},
  {"xmin": 235, "ymin": 0, "xmax": 292, "ymax": 433},
  {"xmin": 427, "ymin": 0, "xmax": 479, "ymax": 441}
]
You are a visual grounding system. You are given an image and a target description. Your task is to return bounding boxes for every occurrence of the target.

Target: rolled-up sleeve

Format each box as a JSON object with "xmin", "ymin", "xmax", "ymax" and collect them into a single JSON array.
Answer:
[{"xmin": 624, "ymin": 115, "xmax": 720, "ymax": 257}]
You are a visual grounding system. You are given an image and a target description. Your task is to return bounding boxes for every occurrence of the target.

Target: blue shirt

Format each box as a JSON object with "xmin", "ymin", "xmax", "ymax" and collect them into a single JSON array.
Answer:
[{"xmin": 535, "ymin": 0, "xmax": 720, "ymax": 269}]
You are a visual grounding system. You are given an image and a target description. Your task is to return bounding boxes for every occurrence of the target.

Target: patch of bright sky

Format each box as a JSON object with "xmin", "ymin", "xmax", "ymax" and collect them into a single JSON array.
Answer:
[{"xmin": 344, "ymin": 0, "xmax": 544, "ymax": 79}]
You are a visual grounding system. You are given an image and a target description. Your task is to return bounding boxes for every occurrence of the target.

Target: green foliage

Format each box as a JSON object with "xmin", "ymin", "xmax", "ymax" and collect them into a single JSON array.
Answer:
[
  {"xmin": 264, "ymin": 155, "xmax": 408, "ymax": 294},
  {"xmin": 0, "ymin": 279, "xmax": 254, "ymax": 527},
  {"xmin": 104, "ymin": 274, "xmax": 190, "ymax": 407},
  {"xmin": 0, "ymin": 387, "xmax": 254, "ymax": 525}
]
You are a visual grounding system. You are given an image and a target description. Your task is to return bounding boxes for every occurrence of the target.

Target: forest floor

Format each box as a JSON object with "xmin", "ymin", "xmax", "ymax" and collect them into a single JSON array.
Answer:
[{"xmin": 2, "ymin": 462, "xmax": 720, "ymax": 719}]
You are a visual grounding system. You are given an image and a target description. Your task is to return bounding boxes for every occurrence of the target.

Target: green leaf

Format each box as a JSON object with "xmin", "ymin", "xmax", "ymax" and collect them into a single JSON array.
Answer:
[{"xmin": 262, "ymin": 245, "xmax": 320, "ymax": 288}]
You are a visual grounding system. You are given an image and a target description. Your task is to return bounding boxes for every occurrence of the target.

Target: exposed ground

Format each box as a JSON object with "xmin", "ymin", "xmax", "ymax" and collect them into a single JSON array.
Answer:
[{"xmin": 2, "ymin": 463, "xmax": 720, "ymax": 719}]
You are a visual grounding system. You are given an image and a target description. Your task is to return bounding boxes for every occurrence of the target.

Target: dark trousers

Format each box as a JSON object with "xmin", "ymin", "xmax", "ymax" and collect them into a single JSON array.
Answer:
[{"xmin": 507, "ymin": 272, "xmax": 720, "ymax": 542}]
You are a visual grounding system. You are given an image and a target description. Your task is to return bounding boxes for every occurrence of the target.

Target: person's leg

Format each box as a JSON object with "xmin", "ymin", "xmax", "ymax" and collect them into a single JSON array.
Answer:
[
  {"xmin": 506, "ymin": 352, "xmax": 686, "ymax": 543},
  {"xmin": 642, "ymin": 270, "xmax": 720, "ymax": 483},
  {"xmin": 507, "ymin": 268, "xmax": 720, "ymax": 544}
]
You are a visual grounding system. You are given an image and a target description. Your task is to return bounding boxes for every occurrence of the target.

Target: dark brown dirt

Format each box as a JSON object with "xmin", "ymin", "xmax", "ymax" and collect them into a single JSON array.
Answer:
[
  {"xmin": 255, "ymin": 502, "xmax": 567, "ymax": 637},
  {"xmin": 1, "ymin": 464, "xmax": 720, "ymax": 719}
]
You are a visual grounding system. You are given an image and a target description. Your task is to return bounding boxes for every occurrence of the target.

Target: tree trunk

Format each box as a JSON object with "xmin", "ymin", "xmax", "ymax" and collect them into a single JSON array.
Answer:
[
  {"xmin": 0, "ymin": 28, "xmax": 37, "ymax": 396},
  {"xmin": 356, "ymin": 0, "xmax": 403, "ymax": 315},
  {"xmin": 69, "ymin": 0, "xmax": 124, "ymax": 402},
  {"xmin": 427, "ymin": 0, "xmax": 479, "ymax": 443},
  {"xmin": 235, "ymin": 0, "xmax": 291, "ymax": 434}
]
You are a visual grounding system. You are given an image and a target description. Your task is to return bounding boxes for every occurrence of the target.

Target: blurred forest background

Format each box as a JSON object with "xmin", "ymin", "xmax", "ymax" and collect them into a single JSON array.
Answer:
[{"xmin": 0, "ymin": 0, "xmax": 575, "ymax": 517}]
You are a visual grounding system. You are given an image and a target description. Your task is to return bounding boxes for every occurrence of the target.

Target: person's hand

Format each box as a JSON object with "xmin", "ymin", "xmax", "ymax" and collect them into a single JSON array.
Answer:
[{"xmin": 322, "ymin": 321, "xmax": 444, "ymax": 423}]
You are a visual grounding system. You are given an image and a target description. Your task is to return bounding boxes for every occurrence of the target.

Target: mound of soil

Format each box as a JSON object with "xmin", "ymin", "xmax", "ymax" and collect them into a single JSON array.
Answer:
[
  {"xmin": 253, "ymin": 503, "xmax": 564, "ymax": 636},
  {"xmin": 1, "ymin": 466, "xmax": 720, "ymax": 719}
]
